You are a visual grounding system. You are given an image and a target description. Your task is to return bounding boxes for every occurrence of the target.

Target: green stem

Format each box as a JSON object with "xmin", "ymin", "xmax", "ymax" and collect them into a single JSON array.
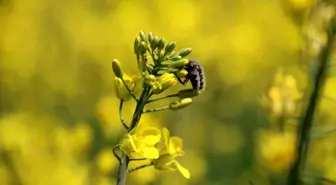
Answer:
[
  {"xmin": 129, "ymin": 158, "xmax": 147, "ymax": 161},
  {"xmin": 127, "ymin": 163, "xmax": 153, "ymax": 173},
  {"xmin": 286, "ymin": 23, "xmax": 335, "ymax": 185},
  {"xmin": 143, "ymin": 106, "xmax": 170, "ymax": 113},
  {"xmin": 146, "ymin": 93, "xmax": 179, "ymax": 104},
  {"xmin": 113, "ymin": 145, "xmax": 121, "ymax": 163},
  {"xmin": 119, "ymin": 100, "xmax": 129, "ymax": 130},
  {"xmin": 116, "ymin": 85, "xmax": 152, "ymax": 185}
]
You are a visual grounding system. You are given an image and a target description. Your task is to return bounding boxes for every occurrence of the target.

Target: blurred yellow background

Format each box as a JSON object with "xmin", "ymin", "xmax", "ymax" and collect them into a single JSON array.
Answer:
[{"xmin": 1, "ymin": 0, "xmax": 336, "ymax": 184}]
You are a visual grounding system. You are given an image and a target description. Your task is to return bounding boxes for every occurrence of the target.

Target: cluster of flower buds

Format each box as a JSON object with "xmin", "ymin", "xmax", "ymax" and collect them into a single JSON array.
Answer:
[{"xmin": 112, "ymin": 31, "xmax": 202, "ymax": 109}]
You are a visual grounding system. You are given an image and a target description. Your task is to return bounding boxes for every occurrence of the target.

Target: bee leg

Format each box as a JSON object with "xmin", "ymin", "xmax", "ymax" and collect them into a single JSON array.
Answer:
[
  {"xmin": 174, "ymin": 73, "xmax": 189, "ymax": 85},
  {"xmin": 179, "ymin": 77, "xmax": 189, "ymax": 85}
]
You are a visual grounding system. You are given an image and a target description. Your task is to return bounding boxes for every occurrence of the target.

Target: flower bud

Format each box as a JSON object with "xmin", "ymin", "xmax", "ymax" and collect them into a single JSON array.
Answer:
[
  {"xmin": 164, "ymin": 41, "xmax": 176, "ymax": 55},
  {"xmin": 139, "ymin": 41, "xmax": 147, "ymax": 54},
  {"xmin": 176, "ymin": 69, "xmax": 188, "ymax": 78},
  {"xmin": 112, "ymin": 59, "xmax": 123, "ymax": 78},
  {"xmin": 151, "ymin": 36, "xmax": 159, "ymax": 50},
  {"xmin": 145, "ymin": 74, "xmax": 156, "ymax": 84},
  {"xmin": 170, "ymin": 59, "xmax": 189, "ymax": 68},
  {"xmin": 176, "ymin": 48, "xmax": 192, "ymax": 58},
  {"xmin": 169, "ymin": 55, "xmax": 182, "ymax": 61},
  {"xmin": 134, "ymin": 36, "xmax": 141, "ymax": 54},
  {"xmin": 140, "ymin": 31, "xmax": 147, "ymax": 42},
  {"xmin": 114, "ymin": 75, "xmax": 136, "ymax": 101},
  {"xmin": 148, "ymin": 32, "xmax": 154, "ymax": 43},
  {"xmin": 170, "ymin": 98, "xmax": 192, "ymax": 110},
  {"xmin": 158, "ymin": 73, "xmax": 177, "ymax": 89},
  {"xmin": 152, "ymin": 73, "xmax": 177, "ymax": 94},
  {"xmin": 150, "ymin": 81, "xmax": 162, "ymax": 94},
  {"xmin": 158, "ymin": 38, "xmax": 165, "ymax": 51},
  {"xmin": 178, "ymin": 89, "xmax": 200, "ymax": 99}
]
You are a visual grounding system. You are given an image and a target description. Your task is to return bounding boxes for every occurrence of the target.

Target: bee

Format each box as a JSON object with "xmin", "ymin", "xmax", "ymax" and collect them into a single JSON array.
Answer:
[{"xmin": 175, "ymin": 60, "xmax": 205, "ymax": 91}]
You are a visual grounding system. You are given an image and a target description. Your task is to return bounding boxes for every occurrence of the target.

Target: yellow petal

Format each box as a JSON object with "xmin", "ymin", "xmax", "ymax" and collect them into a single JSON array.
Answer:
[
  {"xmin": 162, "ymin": 128, "xmax": 170, "ymax": 149},
  {"xmin": 154, "ymin": 154, "xmax": 174, "ymax": 164},
  {"xmin": 140, "ymin": 127, "xmax": 161, "ymax": 137},
  {"xmin": 141, "ymin": 146, "xmax": 160, "ymax": 159},
  {"xmin": 140, "ymin": 129, "xmax": 161, "ymax": 146},
  {"xmin": 114, "ymin": 77, "xmax": 133, "ymax": 100},
  {"xmin": 128, "ymin": 134, "xmax": 139, "ymax": 152},
  {"xmin": 114, "ymin": 77, "xmax": 123, "ymax": 98},
  {"xmin": 155, "ymin": 165, "xmax": 176, "ymax": 171},
  {"xmin": 173, "ymin": 161, "xmax": 190, "ymax": 179},
  {"xmin": 122, "ymin": 73, "xmax": 132, "ymax": 81},
  {"xmin": 169, "ymin": 137, "xmax": 183, "ymax": 154},
  {"xmin": 141, "ymin": 135, "xmax": 161, "ymax": 146}
]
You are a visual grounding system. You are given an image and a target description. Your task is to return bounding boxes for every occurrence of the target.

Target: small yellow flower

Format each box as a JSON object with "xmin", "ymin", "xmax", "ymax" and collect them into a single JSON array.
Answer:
[
  {"xmin": 151, "ymin": 73, "xmax": 177, "ymax": 94},
  {"xmin": 119, "ymin": 127, "xmax": 161, "ymax": 159},
  {"xmin": 258, "ymin": 130, "xmax": 297, "ymax": 173},
  {"xmin": 153, "ymin": 128, "xmax": 190, "ymax": 179},
  {"xmin": 114, "ymin": 74, "xmax": 140, "ymax": 101},
  {"xmin": 261, "ymin": 69, "xmax": 302, "ymax": 118}
]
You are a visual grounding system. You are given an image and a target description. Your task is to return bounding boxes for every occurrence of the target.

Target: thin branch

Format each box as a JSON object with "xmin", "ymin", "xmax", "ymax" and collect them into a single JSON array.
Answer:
[
  {"xmin": 119, "ymin": 100, "xmax": 129, "ymax": 130},
  {"xmin": 127, "ymin": 163, "xmax": 153, "ymax": 173},
  {"xmin": 129, "ymin": 158, "xmax": 148, "ymax": 161},
  {"xmin": 121, "ymin": 78, "xmax": 138, "ymax": 102},
  {"xmin": 143, "ymin": 106, "xmax": 170, "ymax": 113},
  {"xmin": 113, "ymin": 146, "xmax": 121, "ymax": 164},
  {"xmin": 146, "ymin": 93, "xmax": 179, "ymax": 104}
]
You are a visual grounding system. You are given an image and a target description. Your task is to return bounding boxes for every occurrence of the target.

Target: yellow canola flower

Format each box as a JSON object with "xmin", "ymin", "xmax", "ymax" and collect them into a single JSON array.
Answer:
[
  {"xmin": 150, "ymin": 73, "xmax": 177, "ymax": 94},
  {"xmin": 119, "ymin": 127, "xmax": 161, "ymax": 159},
  {"xmin": 114, "ymin": 73, "xmax": 141, "ymax": 101},
  {"xmin": 261, "ymin": 69, "xmax": 302, "ymax": 118},
  {"xmin": 259, "ymin": 130, "xmax": 297, "ymax": 173},
  {"xmin": 153, "ymin": 128, "xmax": 190, "ymax": 179}
]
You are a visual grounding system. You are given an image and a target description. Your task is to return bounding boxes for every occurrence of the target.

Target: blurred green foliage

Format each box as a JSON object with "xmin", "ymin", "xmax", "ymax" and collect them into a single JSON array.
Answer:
[{"xmin": 1, "ymin": 0, "xmax": 336, "ymax": 185}]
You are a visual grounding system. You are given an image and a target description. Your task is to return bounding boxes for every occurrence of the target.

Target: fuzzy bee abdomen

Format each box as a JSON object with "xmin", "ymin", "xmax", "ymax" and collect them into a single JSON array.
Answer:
[{"xmin": 186, "ymin": 60, "xmax": 205, "ymax": 91}]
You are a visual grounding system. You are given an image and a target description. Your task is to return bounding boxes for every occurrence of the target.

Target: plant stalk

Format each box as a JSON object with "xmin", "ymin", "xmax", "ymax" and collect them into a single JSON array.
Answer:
[
  {"xmin": 286, "ymin": 23, "xmax": 335, "ymax": 185},
  {"xmin": 116, "ymin": 86, "xmax": 151, "ymax": 185}
]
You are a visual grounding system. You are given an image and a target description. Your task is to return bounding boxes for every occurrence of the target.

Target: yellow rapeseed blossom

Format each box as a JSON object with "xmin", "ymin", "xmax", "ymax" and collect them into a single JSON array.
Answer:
[
  {"xmin": 153, "ymin": 128, "xmax": 190, "ymax": 179},
  {"xmin": 150, "ymin": 73, "xmax": 177, "ymax": 94},
  {"xmin": 258, "ymin": 130, "xmax": 297, "ymax": 173},
  {"xmin": 114, "ymin": 74, "xmax": 141, "ymax": 101},
  {"xmin": 261, "ymin": 69, "xmax": 302, "ymax": 118},
  {"xmin": 119, "ymin": 127, "xmax": 161, "ymax": 159}
]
